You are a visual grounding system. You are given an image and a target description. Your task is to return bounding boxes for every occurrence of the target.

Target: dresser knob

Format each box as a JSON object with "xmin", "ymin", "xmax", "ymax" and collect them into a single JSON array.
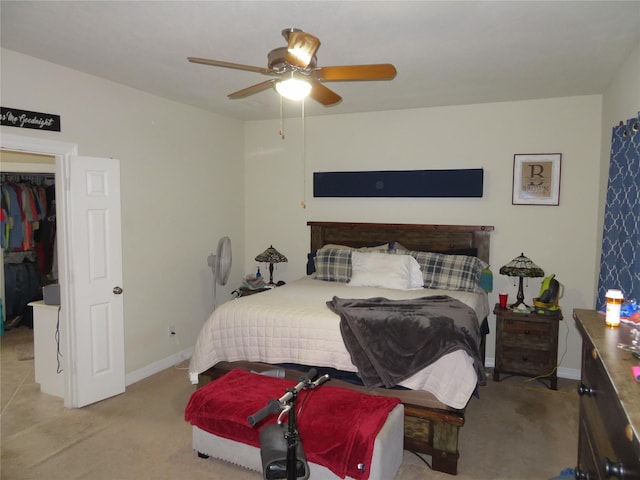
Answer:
[
  {"xmin": 524, "ymin": 329, "xmax": 530, "ymax": 335},
  {"xmin": 603, "ymin": 457, "xmax": 625, "ymax": 478},
  {"xmin": 574, "ymin": 467, "xmax": 590, "ymax": 479},
  {"xmin": 577, "ymin": 383, "xmax": 595, "ymax": 396}
]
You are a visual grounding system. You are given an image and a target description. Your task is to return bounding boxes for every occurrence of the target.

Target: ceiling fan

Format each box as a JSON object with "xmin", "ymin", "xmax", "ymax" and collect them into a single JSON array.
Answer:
[{"xmin": 188, "ymin": 28, "xmax": 397, "ymax": 106}]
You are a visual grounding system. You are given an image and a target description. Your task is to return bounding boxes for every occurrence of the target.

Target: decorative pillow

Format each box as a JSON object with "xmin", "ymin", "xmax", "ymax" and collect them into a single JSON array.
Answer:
[
  {"xmin": 389, "ymin": 241, "xmax": 409, "ymax": 253},
  {"xmin": 324, "ymin": 243, "xmax": 390, "ymax": 252},
  {"xmin": 314, "ymin": 248, "xmax": 352, "ymax": 282},
  {"xmin": 408, "ymin": 251, "xmax": 488, "ymax": 293},
  {"xmin": 479, "ymin": 268, "xmax": 493, "ymax": 292},
  {"xmin": 309, "ymin": 243, "xmax": 390, "ymax": 276},
  {"xmin": 408, "ymin": 256, "xmax": 424, "ymax": 288},
  {"xmin": 349, "ymin": 251, "xmax": 423, "ymax": 290},
  {"xmin": 389, "ymin": 242, "xmax": 478, "ymax": 258},
  {"xmin": 306, "ymin": 252, "xmax": 317, "ymax": 275}
]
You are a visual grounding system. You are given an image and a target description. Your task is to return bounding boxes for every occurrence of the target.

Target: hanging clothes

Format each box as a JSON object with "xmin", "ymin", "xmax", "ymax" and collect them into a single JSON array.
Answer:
[
  {"xmin": 2, "ymin": 174, "xmax": 56, "ymax": 329},
  {"xmin": 1, "ymin": 175, "xmax": 55, "ymax": 265}
]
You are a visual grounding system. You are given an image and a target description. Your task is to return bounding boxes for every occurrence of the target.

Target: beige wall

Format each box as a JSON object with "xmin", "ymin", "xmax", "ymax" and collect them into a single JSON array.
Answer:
[
  {"xmin": 2, "ymin": 36, "xmax": 637, "ymax": 381},
  {"xmin": 244, "ymin": 96, "xmax": 603, "ymax": 376},
  {"xmin": 244, "ymin": 39, "xmax": 640, "ymax": 377},
  {"xmin": 1, "ymin": 49, "xmax": 246, "ymax": 375}
]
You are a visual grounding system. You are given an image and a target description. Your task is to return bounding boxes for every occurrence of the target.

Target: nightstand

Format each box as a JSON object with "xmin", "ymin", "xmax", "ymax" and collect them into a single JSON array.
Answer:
[
  {"xmin": 234, "ymin": 286, "xmax": 271, "ymax": 297},
  {"xmin": 493, "ymin": 304, "xmax": 562, "ymax": 390}
]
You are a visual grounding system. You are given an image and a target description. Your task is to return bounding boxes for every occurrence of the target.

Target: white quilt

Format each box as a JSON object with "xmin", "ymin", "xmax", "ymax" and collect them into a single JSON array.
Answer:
[{"xmin": 189, "ymin": 276, "xmax": 489, "ymax": 409}]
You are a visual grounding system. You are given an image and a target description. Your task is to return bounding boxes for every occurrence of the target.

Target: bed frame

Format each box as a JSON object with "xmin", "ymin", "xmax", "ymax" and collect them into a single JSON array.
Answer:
[{"xmin": 199, "ymin": 221, "xmax": 494, "ymax": 476}]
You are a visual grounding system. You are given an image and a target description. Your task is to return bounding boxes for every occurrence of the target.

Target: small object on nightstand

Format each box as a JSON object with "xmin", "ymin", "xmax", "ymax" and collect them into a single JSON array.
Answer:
[
  {"xmin": 234, "ymin": 286, "xmax": 270, "ymax": 297},
  {"xmin": 498, "ymin": 293, "xmax": 508, "ymax": 309},
  {"xmin": 233, "ymin": 275, "xmax": 268, "ymax": 297}
]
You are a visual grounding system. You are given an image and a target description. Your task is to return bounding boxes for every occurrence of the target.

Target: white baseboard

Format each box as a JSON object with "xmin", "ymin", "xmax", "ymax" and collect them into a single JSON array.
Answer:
[
  {"xmin": 125, "ymin": 346, "xmax": 193, "ymax": 386},
  {"xmin": 484, "ymin": 356, "xmax": 580, "ymax": 381},
  {"xmin": 126, "ymin": 352, "xmax": 581, "ymax": 387},
  {"xmin": 557, "ymin": 366, "xmax": 581, "ymax": 380}
]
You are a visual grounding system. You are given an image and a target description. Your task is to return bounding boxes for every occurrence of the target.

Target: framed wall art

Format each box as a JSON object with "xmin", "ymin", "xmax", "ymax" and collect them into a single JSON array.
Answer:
[{"xmin": 512, "ymin": 153, "xmax": 562, "ymax": 205}]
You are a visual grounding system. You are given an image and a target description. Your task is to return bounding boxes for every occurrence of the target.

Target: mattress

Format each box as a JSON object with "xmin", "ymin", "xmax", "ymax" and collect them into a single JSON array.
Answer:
[{"xmin": 189, "ymin": 276, "xmax": 489, "ymax": 409}]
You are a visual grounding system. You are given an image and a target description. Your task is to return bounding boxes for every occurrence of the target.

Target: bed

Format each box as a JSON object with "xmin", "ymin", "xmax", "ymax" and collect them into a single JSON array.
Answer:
[{"xmin": 188, "ymin": 221, "xmax": 494, "ymax": 475}]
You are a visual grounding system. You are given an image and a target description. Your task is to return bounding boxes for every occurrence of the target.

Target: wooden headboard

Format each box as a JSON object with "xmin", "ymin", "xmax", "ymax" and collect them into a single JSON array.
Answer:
[{"xmin": 308, "ymin": 222, "xmax": 494, "ymax": 264}]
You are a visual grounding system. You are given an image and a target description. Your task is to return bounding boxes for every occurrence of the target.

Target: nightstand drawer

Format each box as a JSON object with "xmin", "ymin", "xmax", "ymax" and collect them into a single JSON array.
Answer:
[
  {"xmin": 502, "ymin": 318, "xmax": 553, "ymax": 339},
  {"xmin": 501, "ymin": 346, "xmax": 554, "ymax": 374}
]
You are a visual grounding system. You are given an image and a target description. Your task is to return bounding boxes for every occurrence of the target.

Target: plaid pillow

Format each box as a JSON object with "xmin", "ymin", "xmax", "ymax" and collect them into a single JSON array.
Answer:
[
  {"xmin": 314, "ymin": 248, "xmax": 353, "ymax": 282},
  {"xmin": 409, "ymin": 251, "xmax": 488, "ymax": 293}
]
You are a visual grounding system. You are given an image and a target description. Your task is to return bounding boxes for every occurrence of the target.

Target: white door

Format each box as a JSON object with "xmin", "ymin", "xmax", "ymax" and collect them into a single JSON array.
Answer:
[{"xmin": 67, "ymin": 156, "xmax": 124, "ymax": 407}]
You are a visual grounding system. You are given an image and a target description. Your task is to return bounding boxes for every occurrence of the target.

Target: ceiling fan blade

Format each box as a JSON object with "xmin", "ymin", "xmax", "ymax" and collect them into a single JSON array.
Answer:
[
  {"xmin": 228, "ymin": 79, "xmax": 277, "ymax": 99},
  {"xmin": 285, "ymin": 31, "xmax": 321, "ymax": 69},
  {"xmin": 313, "ymin": 64, "xmax": 397, "ymax": 82},
  {"xmin": 188, "ymin": 57, "xmax": 276, "ymax": 76},
  {"xmin": 309, "ymin": 81, "xmax": 342, "ymax": 106}
]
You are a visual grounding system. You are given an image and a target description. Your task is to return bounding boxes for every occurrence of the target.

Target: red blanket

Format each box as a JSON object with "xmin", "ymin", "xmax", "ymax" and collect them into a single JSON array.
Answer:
[{"xmin": 184, "ymin": 369, "xmax": 401, "ymax": 479}]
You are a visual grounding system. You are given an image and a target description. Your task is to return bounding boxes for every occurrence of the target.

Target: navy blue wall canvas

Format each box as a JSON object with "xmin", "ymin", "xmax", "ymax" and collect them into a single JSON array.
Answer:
[{"xmin": 313, "ymin": 169, "xmax": 484, "ymax": 198}]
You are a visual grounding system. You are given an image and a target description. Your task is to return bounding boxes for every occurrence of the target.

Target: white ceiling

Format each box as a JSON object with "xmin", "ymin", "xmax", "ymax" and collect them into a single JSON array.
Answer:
[{"xmin": 2, "ymin": 1, "xmax": 639, "ymax": 121}]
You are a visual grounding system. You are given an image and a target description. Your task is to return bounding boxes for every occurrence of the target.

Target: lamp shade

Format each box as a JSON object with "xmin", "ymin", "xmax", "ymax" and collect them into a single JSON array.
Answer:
[
  {"xmin": 255, "ymin": 245, "xmax": 287, "ymax": 285},
  {"xmin": 499, "ymin": 253, "xmax": 544, "ymax": 278},
  {"xmin": 499, "ymin": 253, "xmax": 544, "ymax": 309},
  {"xmin": 255, "ymin": 245, "xmax": 288, "ymax": 264}
]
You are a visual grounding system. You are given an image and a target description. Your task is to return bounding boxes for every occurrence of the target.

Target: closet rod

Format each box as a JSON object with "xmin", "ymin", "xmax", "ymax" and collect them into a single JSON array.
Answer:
[{"xmin": 1, "ymin": 172, "xmax": 55, "ymax": 182}]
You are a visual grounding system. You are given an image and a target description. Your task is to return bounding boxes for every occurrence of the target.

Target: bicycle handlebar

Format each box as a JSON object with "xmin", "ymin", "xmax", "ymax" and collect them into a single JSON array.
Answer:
[
  {"xmin": 247, "ymin": 368, "xmax": 319, "ymax": 427},
  {"xmin": 247, "ymin": 398, "xmax": 280, "ymax": 426}
]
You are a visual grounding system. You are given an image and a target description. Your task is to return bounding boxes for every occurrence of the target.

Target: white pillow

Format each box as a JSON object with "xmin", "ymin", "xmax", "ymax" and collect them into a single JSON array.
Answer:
[
  {"xmin": 407, "ymin": 255, "xmax": 424, "ymax": 288},
  {"xmin": 349, "ymin": 251, "xmax": 424, "ymax": 290}
]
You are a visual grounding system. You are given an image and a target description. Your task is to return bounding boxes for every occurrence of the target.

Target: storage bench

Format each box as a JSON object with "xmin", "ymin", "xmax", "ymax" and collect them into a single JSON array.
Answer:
[{"xmin": 185, "ymin": 368, "xmax": 404, "ymax": 480}]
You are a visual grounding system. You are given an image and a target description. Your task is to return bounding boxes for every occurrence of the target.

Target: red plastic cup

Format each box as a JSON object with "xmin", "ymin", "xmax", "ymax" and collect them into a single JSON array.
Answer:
[{"xmin": 499, "ymin": 293, "xmax": 508, "ymax": 308}]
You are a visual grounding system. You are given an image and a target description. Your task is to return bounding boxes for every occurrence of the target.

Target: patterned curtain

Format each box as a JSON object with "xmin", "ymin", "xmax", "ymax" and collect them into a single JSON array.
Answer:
[{"xmin": 597, "ymin": 113, "xmax": 640, "ymax": 309}]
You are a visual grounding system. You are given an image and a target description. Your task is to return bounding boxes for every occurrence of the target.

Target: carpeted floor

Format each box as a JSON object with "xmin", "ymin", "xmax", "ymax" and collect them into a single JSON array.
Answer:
[{"xmin": 1, "ymin": 326, "xmax": 579, "ymax": 480}]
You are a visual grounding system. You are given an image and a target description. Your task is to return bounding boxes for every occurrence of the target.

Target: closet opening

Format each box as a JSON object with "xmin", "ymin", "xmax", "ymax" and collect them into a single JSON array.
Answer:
[{"xmin": 1, "ymin": 150, "xmax": 57, "ymax": 334}]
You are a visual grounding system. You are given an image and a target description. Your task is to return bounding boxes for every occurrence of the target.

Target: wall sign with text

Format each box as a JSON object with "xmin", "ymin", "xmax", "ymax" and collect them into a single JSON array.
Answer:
[
  {"xmin": 512, "ymin": 153, "xmax": 562, "ymax": 205},
  {"xmin": 1, "ymin": 107, "xmax": 61, "ymax": 132}
]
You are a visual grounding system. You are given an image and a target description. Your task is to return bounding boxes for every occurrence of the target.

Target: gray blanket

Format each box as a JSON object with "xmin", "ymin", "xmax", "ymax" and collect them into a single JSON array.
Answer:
[{"xmin": 327, "ymin": 295, "xmax": 486, "ymax": 389}]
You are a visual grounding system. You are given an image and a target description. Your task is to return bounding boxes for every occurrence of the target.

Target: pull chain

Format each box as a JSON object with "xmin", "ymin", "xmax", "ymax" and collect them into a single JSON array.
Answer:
[
  {"xmin": 279, "ymin": 95, "xmax": 285, "ymax": 139},
  {"xmin": 300, "ymin": 98, "xmax": 306, "ymax": 209}
]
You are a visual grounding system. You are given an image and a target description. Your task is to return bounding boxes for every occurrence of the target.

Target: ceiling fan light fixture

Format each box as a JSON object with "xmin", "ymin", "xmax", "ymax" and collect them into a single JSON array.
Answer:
[{"xmin": 275, "ymin": 76, "xmax": 312, "ymax": 101}]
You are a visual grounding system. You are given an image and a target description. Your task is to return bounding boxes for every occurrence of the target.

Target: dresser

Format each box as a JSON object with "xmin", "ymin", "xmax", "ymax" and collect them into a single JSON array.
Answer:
[
  {"xmin": 493, "ymin": 304, "xmax": 562, "ymax": 389},
  {"xmin": 573, "ymin": 309, "xmax": 640, "ymax": 479}
]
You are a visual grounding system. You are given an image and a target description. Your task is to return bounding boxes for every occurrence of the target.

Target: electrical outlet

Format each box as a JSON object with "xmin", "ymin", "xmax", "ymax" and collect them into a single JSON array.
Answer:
[{"xmin": 168, "ymin": 325, "xmax": 176, "ymax": 338}]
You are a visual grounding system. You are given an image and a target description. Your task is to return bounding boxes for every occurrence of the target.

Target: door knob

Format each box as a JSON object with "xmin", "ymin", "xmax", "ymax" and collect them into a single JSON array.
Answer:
[{"xmin": 113, "ymin": 286, "xmax": 123, "ymax": 295}]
